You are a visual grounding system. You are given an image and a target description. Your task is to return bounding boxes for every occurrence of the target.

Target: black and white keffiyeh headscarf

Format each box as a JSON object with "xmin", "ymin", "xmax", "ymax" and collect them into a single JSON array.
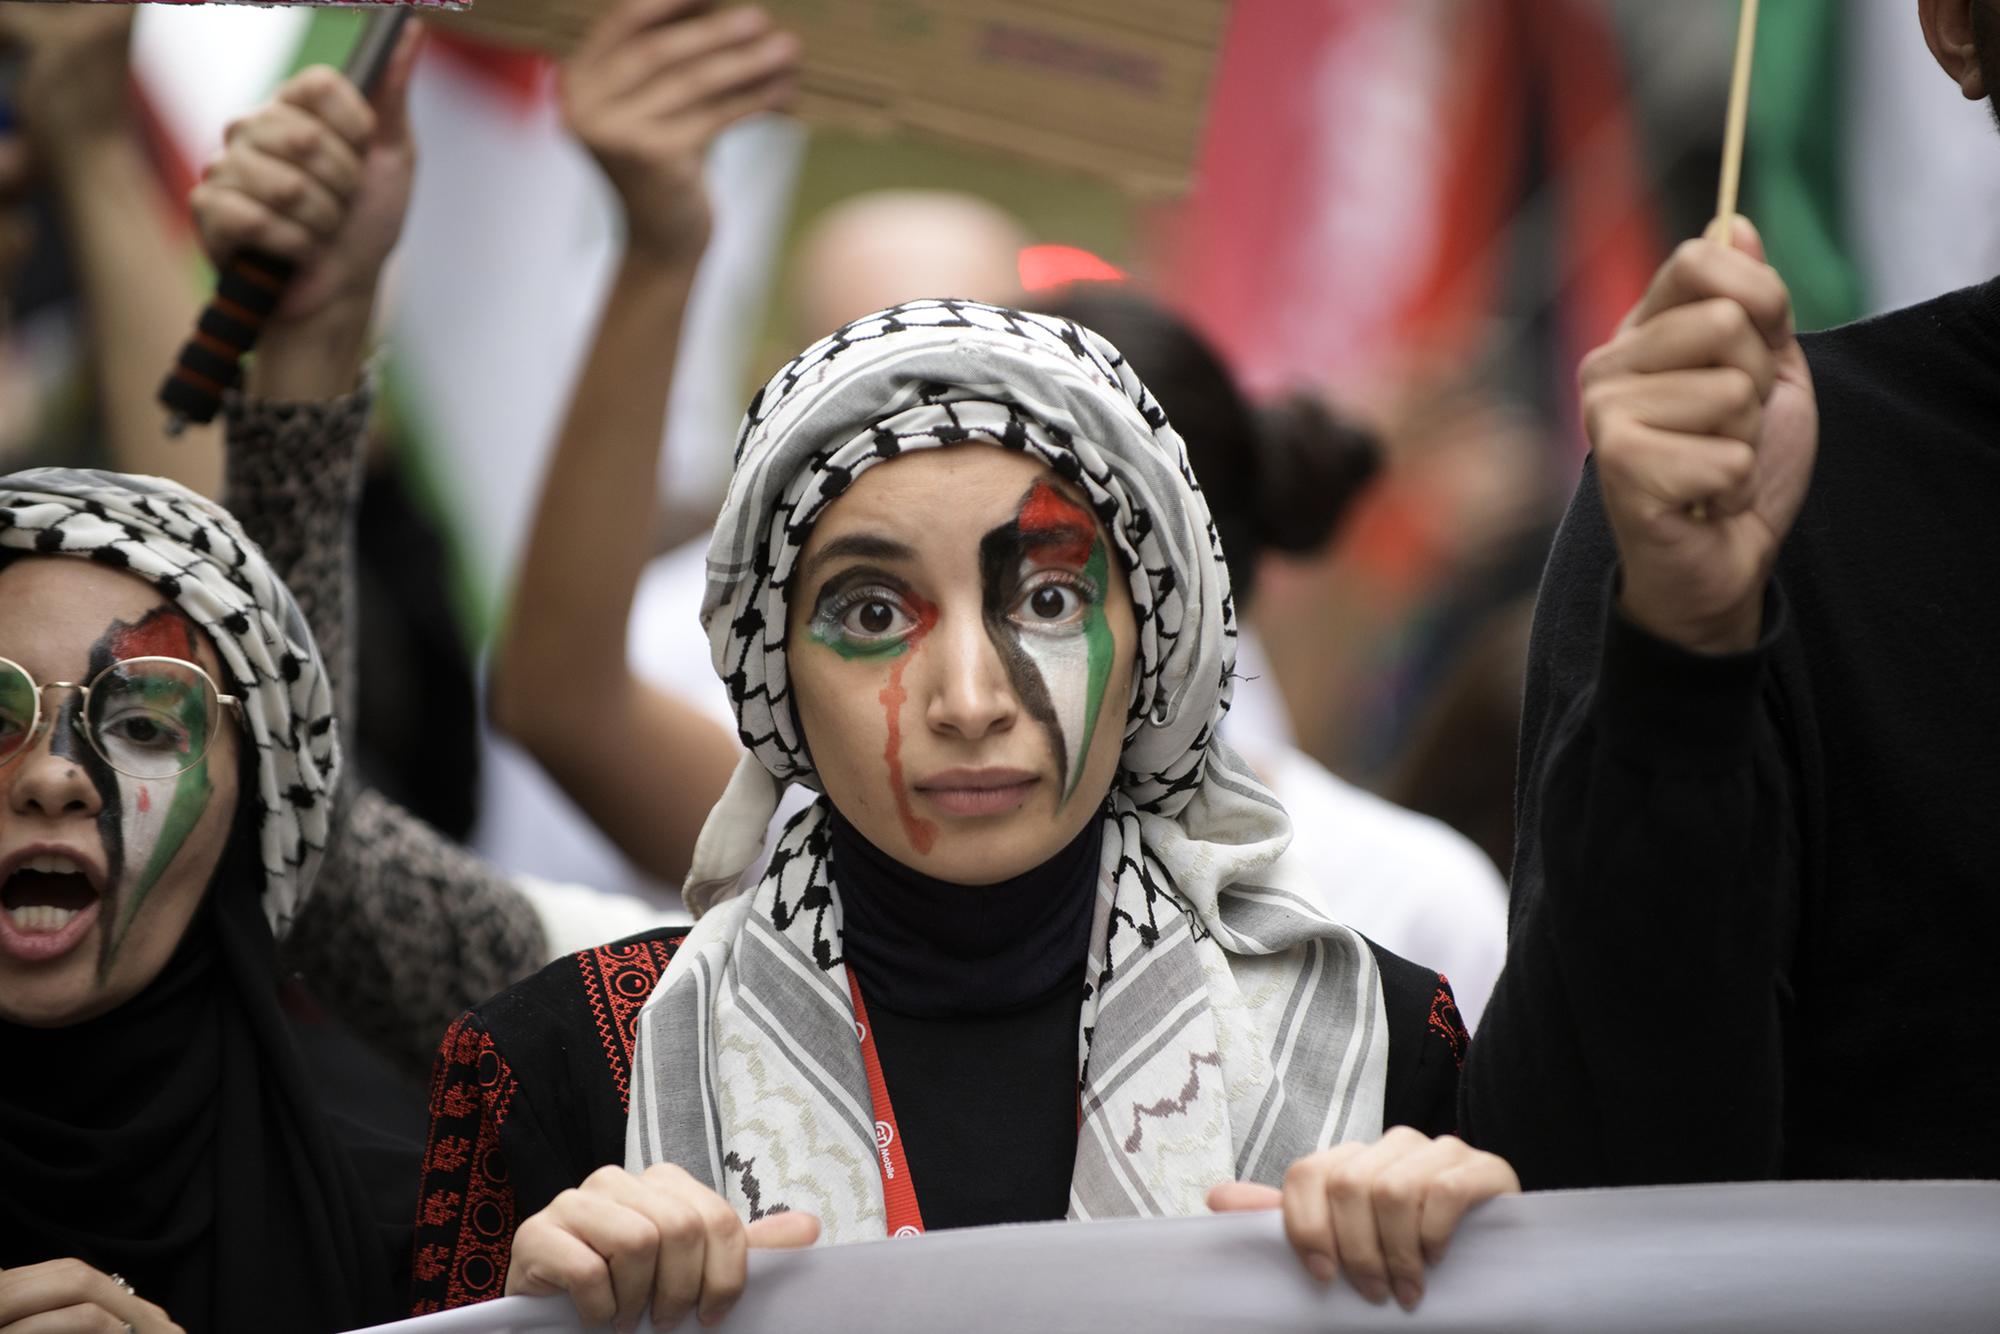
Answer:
[
  {"xmin": 0, "ymin": 469, "xmax": 338, "ymax": 936},
  {"xmin": 629, "ymin": 300, "xmax": 1387, "ymax": 1237}
]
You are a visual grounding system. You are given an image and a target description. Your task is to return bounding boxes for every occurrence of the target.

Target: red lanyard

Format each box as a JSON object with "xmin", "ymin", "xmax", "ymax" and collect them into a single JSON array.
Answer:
[{"xmin": 847, "ymin": 970, "xmax": 926, "ymax": 1237}]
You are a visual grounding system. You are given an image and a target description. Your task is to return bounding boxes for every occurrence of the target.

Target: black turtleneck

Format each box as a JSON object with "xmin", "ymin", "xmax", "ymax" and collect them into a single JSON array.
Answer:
[{"xmin": 829, "ymin": 809, "xmax": 1100, "ymax": 1230}]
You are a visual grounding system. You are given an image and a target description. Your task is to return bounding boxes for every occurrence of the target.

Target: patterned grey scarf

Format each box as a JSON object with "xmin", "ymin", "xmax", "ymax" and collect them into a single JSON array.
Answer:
[
  {"xmin": 0, "ymin": 468, "xmax": 339, "ymax": 935},
  {"xmin": 628, "ymin": 300, "xmax": 1386, "ymax": 1237}
]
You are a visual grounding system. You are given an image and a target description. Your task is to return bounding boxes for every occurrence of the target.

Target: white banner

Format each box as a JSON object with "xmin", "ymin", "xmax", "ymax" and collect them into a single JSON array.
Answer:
[{"xmin": 360, "ymin": 1181, "xmax": 2000, "ymax": 1333}]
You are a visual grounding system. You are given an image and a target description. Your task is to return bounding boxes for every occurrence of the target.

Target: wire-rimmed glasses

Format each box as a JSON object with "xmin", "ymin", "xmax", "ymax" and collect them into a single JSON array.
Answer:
[{"xmin": 0, "ymin": 654, "xmax": 241, "ymax": 780}]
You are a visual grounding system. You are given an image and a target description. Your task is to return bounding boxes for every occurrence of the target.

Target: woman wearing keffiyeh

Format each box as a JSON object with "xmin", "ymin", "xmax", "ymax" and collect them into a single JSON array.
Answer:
[
  {"xmin": 0, "ymin": 472, "xmax": 413, "ymax": 1334},
  {"xmin": 423, "ymin": 1, "xmax": 1519, "ymax": 1326},
  {"xmin": 611, "ymin": 296, "xmax": 1519, "ymax": 1248},
  {"xmin": 0, "ymin": 47, "xmax": 559, "ymax": 1333}
]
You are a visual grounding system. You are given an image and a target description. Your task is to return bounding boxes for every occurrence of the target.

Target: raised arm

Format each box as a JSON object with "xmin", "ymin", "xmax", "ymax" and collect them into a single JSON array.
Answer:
[
  {"xmin": 195, "ymin": 45, "xmax": 546, "ymax": 1072},
  {"xmin": 1, "ymin": 5, "xmax": 224, "ymax": 493},
  {"xmin": 489, "ymin": 0, "xmax": 796, "ymax": 885},
  {"xmin": 1460, "ymin": 222, "xmax": 1817, "ymax": 1186}
]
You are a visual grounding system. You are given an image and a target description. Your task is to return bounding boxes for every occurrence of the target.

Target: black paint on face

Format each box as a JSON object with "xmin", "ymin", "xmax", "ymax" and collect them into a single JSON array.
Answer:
[
  {"xmin": 979, "ymin": 506, "xmax": 1070, "ymax": 795},
  {"xmin": 47, "ymin": 677, "xmax": 125, "ymax": 979},
  {"xmin": 73, "ymin": 608, "xmax": 193, "ymax": 978}
]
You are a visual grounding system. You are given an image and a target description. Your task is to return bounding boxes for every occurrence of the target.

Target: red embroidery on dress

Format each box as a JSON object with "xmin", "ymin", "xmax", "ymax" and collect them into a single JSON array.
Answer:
[
  {"xmin": 578, "ymin": 935, "xmax": 684, "ymax": 1111},
  {"xmin": 412, "ymin": 1014, "xmax": 520, "ymax": 1313},
  {"xmin": 1428, "ymin": 975, "xmax": 1469, "ymax": 1071}
]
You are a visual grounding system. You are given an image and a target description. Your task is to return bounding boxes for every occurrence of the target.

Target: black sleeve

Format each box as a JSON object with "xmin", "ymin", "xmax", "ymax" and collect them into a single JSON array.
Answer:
[
  {"xmin": 410, "ymin": 931, "xmax": 684, "ymax": 1313},
  {"xmin": 1370, "ymin": 940, "xmax": 1467, "ymax": 1138},
  {"xmin": 1459, "ymin": 464, "xmax": 1798, "ymax": 1188},
  {"xmin": 223, "ymin": 387, "xmax": 549, "ymax": 1077}
]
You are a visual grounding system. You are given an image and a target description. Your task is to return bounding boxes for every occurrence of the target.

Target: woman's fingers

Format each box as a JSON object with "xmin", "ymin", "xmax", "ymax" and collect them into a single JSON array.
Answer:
[
  {"xmin": 6, "ymin": 1305, "xmax": 139, "ymax": 1333},
  {"xmin": 0, "ymin": 1260, "xmax": 118, "ymax": 1327},
  {"xmin": 1416, "ymin": 1146, "xmax": 1520, "ymax": 1266},
  {"xmin": 1204, "ymin": 1181, "xmax": 1283, "ymax": 1213},
  {"xmin": 0, "ymin": 1261, "xmax": 181, "ymax": 1334},
  {"xmin": 1599, "ymin": 422, "xmax": 1761, "ymax": 524},
  {"xmin": 1324, "ymin": 1129, "xmax": 1434, "ymax": 1306},
  {"xmin": 508, "ymin": 1166, "xmax": 803, "ymax": 1332},
  {"xmin": 506, "ymin": 1184, "xmax": 663, "ymax": 1330},
  {"xmin": 275, "ymin": 64, "xmax": 376, "ymax": 150},
  {"xmin": 3, "ymin": 1305, "xmax": 111, "ymax": 1333},
  {"xmin": 1586, "ymin": 366, "xmax": 1765, "ymax": 447},
  {"xmin": 202, "ymin": 142, "xmax": 347, "ymax": 240},
  {"xmin": 1581, "ymin": 296, "xmax": 1776, "ymax": 399},
  {"xmin": 1368, "ymin": 1134, "xmax": 1489, "ymax": 1310},
  {"xmin": 1267, "ymin": 1128, "xmax": 1519, "ymax": 1311},
  {"xmin": 573, "ymin": 0, "xmax": 711, "ymax": 71},
  {"xmin": 1278, "ymin": 1153, "xmax": 1345, "ymax": 1284},
  {"xmin": 575, "ymin": 1166, "xmax": 708, "ymax": 1333},
  {"xmin": 689, "ymin": 1192, "xmax": 750, "ymax": 1327},
  {"xmin": 600, "ymin": 3, "xmax": 776, "ymax": 104},
  {"xmin": 1627, "ymin": 230, "xmax": 1793, "ymax": 347},
  {"xmin": 635, "ymin": 25, "xmax": 797, "ymax": 121},
  {"xmin": 642, "ymin": 1194, "xmax": 707, "ymax": 1330},
  {"xmin": 744, "ymin": 1210, "xmax": 822, "ymax": 1249},
  {"xmin": 190, "ymin": 177, "xmax": 320, "ymax": 264},
  {"xmin": 506, "ymin": 1213, "xmax": 618, "ymax": 1326},
  {"xmin": 222, "ymin": 100, "xmax": 363, "ymax": 202}
]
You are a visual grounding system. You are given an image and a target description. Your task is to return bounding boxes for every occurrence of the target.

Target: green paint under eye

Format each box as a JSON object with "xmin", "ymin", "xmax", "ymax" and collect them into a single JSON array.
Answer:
[
  {"xmin": 110, "ymin": 686, "xmax": 213, "ymax": 961},
  {"xmin": 809, "ymin": 626, "xmax": 912, "ymax": 661},
  {"xmin": 807, "ymin": 581, "xmax": 938, "ymax": 662},
  {"xmin": 0, "ymin": 666, "xmax": 32, "ymax": 742},
  {"xmin": 1067, "ymin": 533, "xmax": 1115, "ymax": 803}
]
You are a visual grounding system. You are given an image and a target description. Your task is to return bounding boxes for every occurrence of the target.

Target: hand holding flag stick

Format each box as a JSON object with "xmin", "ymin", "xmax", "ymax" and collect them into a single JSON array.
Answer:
[{"xmin": 157, "ymin": 8, "xmax": 412, "ymax": 433}]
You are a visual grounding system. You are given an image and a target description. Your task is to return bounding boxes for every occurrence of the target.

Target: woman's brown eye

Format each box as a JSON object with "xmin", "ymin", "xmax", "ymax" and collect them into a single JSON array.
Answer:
[
  {"xmin": 1030, "ymin": 587, "xmax": 1070, "ymax": 619},
  {"xmin": 858, "ymin": 601, "xmax": 895, "ymax": 634}
]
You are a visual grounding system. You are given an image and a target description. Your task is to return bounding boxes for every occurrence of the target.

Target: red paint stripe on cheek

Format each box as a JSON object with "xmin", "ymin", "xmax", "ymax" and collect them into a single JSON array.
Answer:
[
  {"xmin": 137, "ymin": 787, "xmax": 151, "ymax": 814},
  {"xmin": 880, "ymin": 598, "xmax": 939, "ymax": 857}
]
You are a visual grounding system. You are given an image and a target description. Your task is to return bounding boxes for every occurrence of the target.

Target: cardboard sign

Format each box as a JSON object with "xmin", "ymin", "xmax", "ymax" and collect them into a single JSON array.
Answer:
[{"xmin": 425, "ymin": 0, "xmax": 1231, "ymax": 195}]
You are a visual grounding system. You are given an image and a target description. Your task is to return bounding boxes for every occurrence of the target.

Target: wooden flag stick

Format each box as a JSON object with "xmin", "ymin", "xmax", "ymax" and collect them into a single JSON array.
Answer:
[
  {"xmin": 1714, "ymin": 0, "xmax": 1761, "ymax": 245},
  {"xmin": 1687, "ymin": 0, "xmax": 1762, "ymax": 525}
]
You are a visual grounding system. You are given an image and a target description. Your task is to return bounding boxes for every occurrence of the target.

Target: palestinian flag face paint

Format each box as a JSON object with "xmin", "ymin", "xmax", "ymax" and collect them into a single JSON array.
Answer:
[
  {"xmin": 979, "ymin": 481, "xmax": 1115, "ymax": 804},
  {"xmin": 83, "ymin": 609, "xmax": 217, "ymax": 976}
]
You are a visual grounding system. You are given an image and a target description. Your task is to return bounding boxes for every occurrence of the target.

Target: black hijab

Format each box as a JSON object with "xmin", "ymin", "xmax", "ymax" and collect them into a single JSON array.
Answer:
[{"xmin": 0, "ymin": 795, "xmax": 405, "ymax": 1333}]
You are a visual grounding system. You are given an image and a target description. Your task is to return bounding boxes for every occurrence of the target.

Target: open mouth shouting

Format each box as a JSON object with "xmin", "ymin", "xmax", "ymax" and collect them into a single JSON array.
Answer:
[{"xmin": 0, "ymin": 846, "xmax": 106, "ymax": 963}]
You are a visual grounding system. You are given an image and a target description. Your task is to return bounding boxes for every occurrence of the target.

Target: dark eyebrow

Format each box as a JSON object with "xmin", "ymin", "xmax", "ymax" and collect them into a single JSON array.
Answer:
[{"xmin": 799, "ymin": 533, "xmax": 918, "ymax": 591}]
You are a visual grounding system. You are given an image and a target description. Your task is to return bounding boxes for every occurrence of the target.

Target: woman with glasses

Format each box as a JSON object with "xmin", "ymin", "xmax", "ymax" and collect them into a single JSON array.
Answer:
[
  {"xmin": 0, "ymin": 43, "xmax": 557, "ymax": 1334},
  {"xmin": 0, "ymin": 473, "xmax": 417, "ymax": 1334}
]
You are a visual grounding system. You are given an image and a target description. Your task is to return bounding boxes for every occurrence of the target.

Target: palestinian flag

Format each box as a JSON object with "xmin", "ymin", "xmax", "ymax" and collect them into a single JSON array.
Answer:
[
  {"xmin": 1746, "ymin": 0, "xmax": 2000, "ymax": 332},
  {"xmin": 1158, "ymin": 0, "xmax": 1662, "ymax": 458}
]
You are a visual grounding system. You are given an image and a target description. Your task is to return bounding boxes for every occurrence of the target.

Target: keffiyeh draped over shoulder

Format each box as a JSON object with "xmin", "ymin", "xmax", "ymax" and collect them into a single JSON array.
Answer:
[
  {"xmin": 629, "ymin": 300, "xmax": 1388, "ymax": 1237},
  {"xmin": 0, "ymin": 468, "xmax": 339, "ymax": 934}
]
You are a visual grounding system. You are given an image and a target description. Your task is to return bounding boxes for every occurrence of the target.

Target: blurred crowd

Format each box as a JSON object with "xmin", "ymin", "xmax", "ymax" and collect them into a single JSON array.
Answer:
[
  {"xmin": 4, "ymin": 2, "xmax": 1994, "ymax": 907},
  {"xmin": 1, "ymin": 0, "xmax": 1996, "ymax": 1330}
]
